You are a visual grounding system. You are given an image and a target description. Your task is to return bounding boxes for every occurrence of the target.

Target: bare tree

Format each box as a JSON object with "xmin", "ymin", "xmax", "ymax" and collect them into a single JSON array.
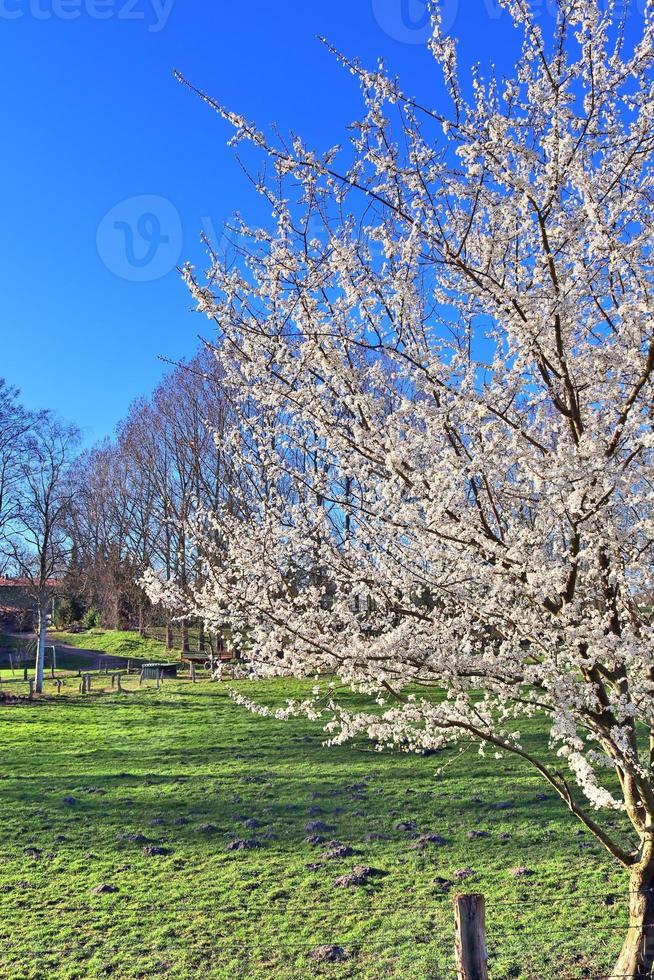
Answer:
[
  {"xmin": 67, "ymin": 351, "xmax": 240, "ymax": 643},
  {"xmin": 8, "ymin": 415, "xmax": 80, "ymax": 692},
  {"xmin": 0, "ymin": 380, "xmax": 32, "ymax": 571}
]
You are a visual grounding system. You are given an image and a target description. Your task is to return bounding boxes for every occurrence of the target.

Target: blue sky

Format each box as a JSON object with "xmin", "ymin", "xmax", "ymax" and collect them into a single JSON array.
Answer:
[{"xmin": 0, "ymin": 0, "xmax": 645, "ymax": 444}]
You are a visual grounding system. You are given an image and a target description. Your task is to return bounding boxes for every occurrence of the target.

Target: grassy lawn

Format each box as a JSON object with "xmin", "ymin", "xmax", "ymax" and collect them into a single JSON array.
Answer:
[
  {"xmin": 48, "ymin": 629, "xmax": 174, "ymax": 663},
  {"xmin": 0, "ymin": 676, "xmax": 631, "ymax": 979}
]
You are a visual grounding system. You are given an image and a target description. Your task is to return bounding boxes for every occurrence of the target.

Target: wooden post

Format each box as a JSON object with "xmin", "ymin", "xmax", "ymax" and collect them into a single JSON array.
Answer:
[
  {"xmin": 55, "ymin": 679, "xmax": 62, "ymax": 694},
  {"xmin": 454, "ymin": 894, "xmax": 488, "ymax": 980},
  {"xmin": 86, "ymin": 673, "xmax": 92, "ymax": 692},
  {"xmin": 127, "ymin": 659, "xmax": 132, "ymax": 675},
  {"xmin": 28, "ymin": 679, "xmax": 34, "ymax": 700},
  {"xmin": 111, "ymin": 674, "xmax": 115, "ymax": 689},
  {"xmin": 23, "ymin": 665, "xmax": 28, "ymax": 681},
  {"xmin": 190, "ymin": 663, "xmax": 196, "ymax": 683},
  {"xmin": 139, "ymin": 669, "xmax": 144, "ymax": 687},
  {"xmin": 116, "ymin": 674, "xmax": 122, "ymax": 692}
]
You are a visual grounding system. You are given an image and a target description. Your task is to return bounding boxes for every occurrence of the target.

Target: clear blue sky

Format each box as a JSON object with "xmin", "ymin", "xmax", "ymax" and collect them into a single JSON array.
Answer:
[{"xmin": 0, "ymin": 0, "xmax": 644, "ymax": 445}]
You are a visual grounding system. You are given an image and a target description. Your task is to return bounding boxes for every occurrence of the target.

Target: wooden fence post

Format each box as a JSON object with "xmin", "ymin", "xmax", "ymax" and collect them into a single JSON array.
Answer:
[
  {"xmin": 116, "ymin": 674, "xmax": 122, "ymax": 692},
  {"xmin": 454, "ymin": 894, "xmax": 488, "ymax": 980},
  {"xmin": 28, "ymin": 679, "xmax": 34, "ymax": 700},
  {"xmin": 190, "ymin": 663, "xmax": 196, "ymax": 683},
  {"xmin": 86, "ymin": 673, "xmax": 92, "ymax": 692}
]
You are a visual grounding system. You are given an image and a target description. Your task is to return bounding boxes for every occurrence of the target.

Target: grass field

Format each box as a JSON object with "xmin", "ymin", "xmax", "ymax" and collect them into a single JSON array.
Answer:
[{"xmin": 0, "ymin": 675, "xmax": 632, "ymax": 979}]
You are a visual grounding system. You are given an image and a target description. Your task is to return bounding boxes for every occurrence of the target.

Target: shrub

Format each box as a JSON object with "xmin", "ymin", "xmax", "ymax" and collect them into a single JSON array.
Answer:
[{"xmin": 82, "ymin": 608, "xmax": 102, "ymax": 629}]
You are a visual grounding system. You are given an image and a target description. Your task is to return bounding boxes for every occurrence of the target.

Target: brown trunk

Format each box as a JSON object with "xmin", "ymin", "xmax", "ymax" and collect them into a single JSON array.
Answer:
[
  {"xmin": 197, "ymin": 620, "xmax": 205, "ymax": 653},
  {"xmin": 613, "ymin": 866, "xmax": 654, "ymax": 979},
  {"xmin": 165, "ymin": 622, "xmax": 173, "ymax": 650}
]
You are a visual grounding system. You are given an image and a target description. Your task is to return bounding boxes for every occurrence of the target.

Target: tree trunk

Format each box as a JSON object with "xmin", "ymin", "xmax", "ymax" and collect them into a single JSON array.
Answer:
[
  {"xmin": 138, "ymin": 596, "xmax": 145, "ymax": 639},
  {"xmin": 197, "ymin": 620, "xmax": 205, "ymax": 653},
  {"xmin": 181, "ymin": 621, "xmax": 189, "ymax": 654},
  {"xmin": 166, "ymin": 621, "xmax": 173, "ymax": 650},
  {"xmin": 613, "ymin": 866, "xmax": 654, "ymax": 979},
  {"xmin": 34, "ymin": 600, "xmax": 46, "ymax": 694}
]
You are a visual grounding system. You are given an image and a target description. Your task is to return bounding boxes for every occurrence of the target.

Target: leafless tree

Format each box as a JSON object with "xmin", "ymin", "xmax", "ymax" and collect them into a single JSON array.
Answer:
[
  {"xmin": 0, "ymin": 380, "xmax": 32, "ymax": 572},
  {"xmin": 7, "ymin": 415, "xmax": 80, "ymax": 691}
]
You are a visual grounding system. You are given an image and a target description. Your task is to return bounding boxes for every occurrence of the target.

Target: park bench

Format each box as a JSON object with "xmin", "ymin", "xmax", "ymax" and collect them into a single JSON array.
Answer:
[
  {"xmin": 180, "ymin": 650, "xmax": 236, "ymax": 667},
  {"xmin": 141, "ymin": 662, "xmax": 178, "ymax": 680}
]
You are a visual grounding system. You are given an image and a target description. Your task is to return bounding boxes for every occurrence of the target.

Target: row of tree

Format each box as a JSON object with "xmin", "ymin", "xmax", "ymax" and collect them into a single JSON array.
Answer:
[
  {"xmin": 68, "ymin": 347, "xmax": 238, "ymax": 646},
  {"xmin": 0, "ymin": 348, "xmax": 241, "ymax": 690}
]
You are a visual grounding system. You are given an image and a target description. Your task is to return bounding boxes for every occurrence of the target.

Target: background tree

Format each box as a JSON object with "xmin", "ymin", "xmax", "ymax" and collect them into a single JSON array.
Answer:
[
  {"xmin": 0, "ymin": 379, "xmax": 32, "ymax": 572},
  {"xmin": 150, "ymin": 3, "xmax": 654, "ymax": 975},
  {"xmin": 69, "ymin": 351, "xmax": 239, "ymax": 644},
  {"xmin": 7, "ymin": 415, "xmax": 79, "ymax": 692}
]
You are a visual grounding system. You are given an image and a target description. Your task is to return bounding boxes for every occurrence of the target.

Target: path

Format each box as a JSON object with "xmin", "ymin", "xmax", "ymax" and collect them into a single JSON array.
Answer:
[{"xmin": 0, "ymin": 633, "xmax": 136, "ymax": 671}]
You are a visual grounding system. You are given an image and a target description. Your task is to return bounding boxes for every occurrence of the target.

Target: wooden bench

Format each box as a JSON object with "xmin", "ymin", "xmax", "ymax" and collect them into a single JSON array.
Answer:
[{"xmin": 180, "ymin": 651, "xmax": 236, "ymax": 667}]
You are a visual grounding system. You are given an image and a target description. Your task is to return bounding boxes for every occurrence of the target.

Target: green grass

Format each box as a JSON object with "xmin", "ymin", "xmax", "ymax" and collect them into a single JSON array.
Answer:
[
  {"xmin": 0, "ymin": 677, "xmax": 631, "ymax": 979},
  {"xmin": 49, "ymin": 628, "xmax": 174, "ymax": 662}
]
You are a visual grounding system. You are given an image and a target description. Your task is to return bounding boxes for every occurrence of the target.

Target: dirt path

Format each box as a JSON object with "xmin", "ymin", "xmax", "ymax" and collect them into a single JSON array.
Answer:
[
  {"xmin": 1, "ymin": 634, "xmax": 136, "ymax": 671},
  {"xmin": 46, "ymin": 641, "xmax": 133, "ymax": 670}
]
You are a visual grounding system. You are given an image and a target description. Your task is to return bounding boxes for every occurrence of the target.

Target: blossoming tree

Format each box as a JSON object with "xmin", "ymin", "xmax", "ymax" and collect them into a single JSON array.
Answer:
[{"xmin": 150, "ymin": 2, "xmax": 654, "ymax": 972}]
